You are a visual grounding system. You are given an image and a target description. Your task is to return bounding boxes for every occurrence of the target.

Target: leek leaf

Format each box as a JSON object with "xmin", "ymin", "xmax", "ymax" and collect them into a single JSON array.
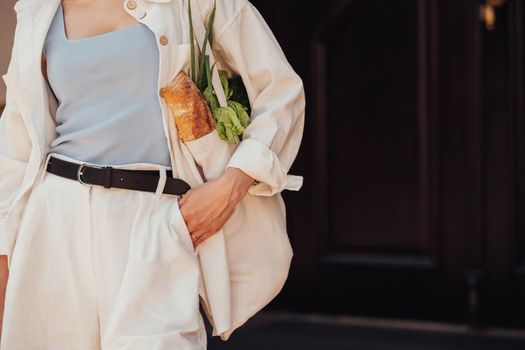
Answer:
[
  {"xmin": 187, "ymin": 0, "xmax": 197, "ymax": 84},
  {"xmin": 198, "ymin": 0, "xmax": 217, "ymax": 91}
]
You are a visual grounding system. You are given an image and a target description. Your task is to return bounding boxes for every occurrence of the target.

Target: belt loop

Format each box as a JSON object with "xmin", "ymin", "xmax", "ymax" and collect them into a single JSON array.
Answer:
[
  {"xmin": 147, "ymin": 167, "xmax": 168, "ymax": 229},
  {"xmin": 38, "ymin": 152, "xmax": 54, "ymax": 184},
  {"xmin": 104, "ymin": 166, "xmax": 113, "ymax": 188},
  {"xmin": 154, "ymin": 167, "xmax": 167, "ymax": 200}
]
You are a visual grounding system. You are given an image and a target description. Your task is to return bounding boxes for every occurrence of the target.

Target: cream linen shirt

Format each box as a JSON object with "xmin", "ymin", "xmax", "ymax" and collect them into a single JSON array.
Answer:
[{"xmin": 0, "ymin": 0, "xmax": 305, "ymax": 341}]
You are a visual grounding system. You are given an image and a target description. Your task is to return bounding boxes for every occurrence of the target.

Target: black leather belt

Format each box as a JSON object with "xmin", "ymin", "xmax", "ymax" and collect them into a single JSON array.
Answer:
[{"xmin": 46, "ymin": 156, "xmax": 191, "ymax": 195}]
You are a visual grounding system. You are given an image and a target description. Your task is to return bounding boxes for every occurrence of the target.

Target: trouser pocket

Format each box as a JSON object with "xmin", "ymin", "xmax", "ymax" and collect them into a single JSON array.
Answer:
[
  {"xmin": 169, "ymin": 196, "xmax": 195, "ymax": 255},
  {"xmin": 101, "ymin": 168, "xmax": 204, "ymax": 348}
]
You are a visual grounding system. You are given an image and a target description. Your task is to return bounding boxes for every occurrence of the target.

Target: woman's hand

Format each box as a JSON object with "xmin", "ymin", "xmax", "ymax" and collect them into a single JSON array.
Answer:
[
  {"xmin": 177, "ymin": 167, "xmax": 255, "ymax": 247},
  {"xmin": 0, "ymin": 255, "xmax": 8, "ymax": 335}
]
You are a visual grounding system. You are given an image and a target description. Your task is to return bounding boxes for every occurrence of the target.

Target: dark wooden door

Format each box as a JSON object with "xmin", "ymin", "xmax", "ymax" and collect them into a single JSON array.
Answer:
[
  {"xmin": 250, "ymin": 0, "xmax": 525, "ymax": 328},
  {"xmin": 481, "ymin": 0, "xmax": 525, "ymax": 328}
]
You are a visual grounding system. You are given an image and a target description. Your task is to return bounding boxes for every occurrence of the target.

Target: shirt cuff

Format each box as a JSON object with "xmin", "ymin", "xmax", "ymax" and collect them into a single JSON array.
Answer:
[{"xmin": 225, "ymin": 138, "xmax": 303, "ymax": 196}]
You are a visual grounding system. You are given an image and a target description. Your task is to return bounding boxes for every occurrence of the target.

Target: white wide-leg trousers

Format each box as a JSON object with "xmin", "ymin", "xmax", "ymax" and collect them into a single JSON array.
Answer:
[{"xmin": 0, "ymin": 152, "xmax": 207, "ymax": 350}]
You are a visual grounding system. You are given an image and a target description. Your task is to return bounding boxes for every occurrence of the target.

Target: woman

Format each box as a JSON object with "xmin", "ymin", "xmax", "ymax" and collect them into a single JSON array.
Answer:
[{"xmin": 0, "ymin": 0, "xmax": 305, "ymax": 348}]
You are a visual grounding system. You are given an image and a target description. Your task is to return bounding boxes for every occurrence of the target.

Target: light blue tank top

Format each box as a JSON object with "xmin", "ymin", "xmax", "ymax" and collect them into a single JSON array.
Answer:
[{"xmin": 43, "ymin": 3, "xmax": 172, "ymax": 167}]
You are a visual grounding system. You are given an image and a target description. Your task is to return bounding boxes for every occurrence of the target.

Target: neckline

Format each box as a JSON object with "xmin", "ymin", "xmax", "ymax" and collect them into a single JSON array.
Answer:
[{"xmin": 59, "ymin": 3, "xmax": 143, "ymax": 43}]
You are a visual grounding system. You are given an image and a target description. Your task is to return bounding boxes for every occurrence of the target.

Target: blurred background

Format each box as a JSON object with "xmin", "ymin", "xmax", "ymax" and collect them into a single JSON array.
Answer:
[{"xmin": 2, "ymin": 0, "xmax": 525, "ymax": 349}]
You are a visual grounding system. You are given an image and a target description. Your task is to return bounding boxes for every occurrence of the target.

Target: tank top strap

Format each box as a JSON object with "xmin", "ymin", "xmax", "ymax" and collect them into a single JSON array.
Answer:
[
  {"xmin": 43, "ymin": 3, "xmax": 64, "ymax": 56},
  {"xmin": 57, "ymin": 4, "xmax": 67, "ymax": 42}
]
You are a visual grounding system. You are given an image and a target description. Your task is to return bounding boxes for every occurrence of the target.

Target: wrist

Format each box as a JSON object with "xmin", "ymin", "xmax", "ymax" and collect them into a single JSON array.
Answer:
[{"xmin": 221, "ymin": 167, "xmax": 256, "ymax": 200}]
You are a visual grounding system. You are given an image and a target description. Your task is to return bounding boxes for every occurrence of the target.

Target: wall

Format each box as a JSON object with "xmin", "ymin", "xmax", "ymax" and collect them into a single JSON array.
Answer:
[{"xmin": 0, "ymin": 1, "xmax": 17, "ymax": 106}]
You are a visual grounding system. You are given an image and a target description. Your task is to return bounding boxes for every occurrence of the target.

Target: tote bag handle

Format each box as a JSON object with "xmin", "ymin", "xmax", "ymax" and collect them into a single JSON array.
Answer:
[{"xmin": 189, "ymin": 0, "xmax": 228, "ymax": 108}]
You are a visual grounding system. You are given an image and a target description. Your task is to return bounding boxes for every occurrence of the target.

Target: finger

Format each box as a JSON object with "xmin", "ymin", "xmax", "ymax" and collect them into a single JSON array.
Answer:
[
  {"xmin": 194, "ymin": 227, "xmax": 222, "ymax": 246},
  {"xmin": 188, "ymin": 213, "xmax": 215, "ymax": 233},
  {"xmin": 190, "ymin": 226, "xmax": 208, "ymax": 240},
  {"xmin": 192, "ymin": 227, "xmax": 212, "ymax": 245},
  {"xmin": 193, "ymin": 233, "xmax": 208, "ymax": 247},
  {"xmin": 179, "ymin": 189, "xmax": 192, "ymax": 205},
  {"xmin": 189, "ymin": 232, "xmax": 199, "ymax": 246},
  {"xmin": 191, "ymin": 232, "xmax": 207, "ymax": 248}
]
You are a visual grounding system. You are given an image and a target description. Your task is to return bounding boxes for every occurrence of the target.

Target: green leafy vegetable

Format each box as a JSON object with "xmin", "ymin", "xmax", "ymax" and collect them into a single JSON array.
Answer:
[
  {"xmin": 229, "ymin": 75, "xmax": 251, "ymax": 116},
  {"xmin": 227, "ymin": 100, "xmax": 250, "ymax": 128},
  {"xmin": 203, "ymin": 86, "xmax": 219, "ymax": 113},
  {"xmin": 214, "ymin": 107, "xmax": 245, "ymax": 144},
  {"xmin": 219, "ymin": 70, "xmax": 233, "ymax": 100},
  {"xmin": 187, "ymin": 0, "xmax": 251, "ymax": 144}
]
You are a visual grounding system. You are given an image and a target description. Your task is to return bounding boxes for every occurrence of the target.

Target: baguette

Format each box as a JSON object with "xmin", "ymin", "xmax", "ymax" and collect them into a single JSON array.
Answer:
[{"xmin": 159, "ymin": 71, "xmax": 215, "ymax": 142}]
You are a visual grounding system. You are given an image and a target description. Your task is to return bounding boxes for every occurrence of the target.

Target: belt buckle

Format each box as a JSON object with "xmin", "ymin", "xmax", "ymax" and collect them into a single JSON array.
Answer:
[{"xmin": 77, "ymin": 162, "xmax": 103, "ymax": 186}]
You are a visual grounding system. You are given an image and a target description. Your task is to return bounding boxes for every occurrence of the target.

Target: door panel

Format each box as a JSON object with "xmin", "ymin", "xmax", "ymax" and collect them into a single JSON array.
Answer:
[{"xmin": 315, "ymin": 0, "xmax": 438, "ymax": 269}]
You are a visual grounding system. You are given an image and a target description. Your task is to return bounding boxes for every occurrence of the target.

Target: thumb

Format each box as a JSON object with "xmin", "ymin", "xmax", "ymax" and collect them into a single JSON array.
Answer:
[{"xmin": 179, "ymin": 193, "xmax": 187, "ymax": 206}]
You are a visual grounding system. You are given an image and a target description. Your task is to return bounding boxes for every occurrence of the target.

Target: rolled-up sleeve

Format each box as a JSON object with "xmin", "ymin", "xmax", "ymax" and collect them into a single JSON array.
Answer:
[{"xmin": 213, "ymin": 1, "xmax": 306, "ymax": 196}]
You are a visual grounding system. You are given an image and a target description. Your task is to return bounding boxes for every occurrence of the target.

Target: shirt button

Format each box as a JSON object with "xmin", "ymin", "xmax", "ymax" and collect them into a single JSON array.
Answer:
[
  {"xmin": 126, "ymin": 0, "xmax": 137, "ymax": 10},
  {"xmin": 160, "ymin": 35, "xmax": 169, "ymax": 46}
]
